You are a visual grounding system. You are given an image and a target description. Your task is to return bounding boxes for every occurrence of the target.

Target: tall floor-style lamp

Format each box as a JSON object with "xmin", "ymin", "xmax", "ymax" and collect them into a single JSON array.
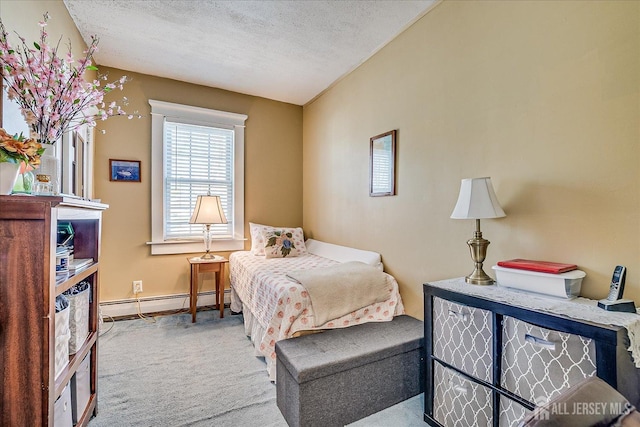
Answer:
[
  {"xmin": 451, "ymin": 177, "xmax": 506, "ymax": 285},
  {"xmin": 189, "ymin": 195, "xmax": 228, "ymax": 260}
]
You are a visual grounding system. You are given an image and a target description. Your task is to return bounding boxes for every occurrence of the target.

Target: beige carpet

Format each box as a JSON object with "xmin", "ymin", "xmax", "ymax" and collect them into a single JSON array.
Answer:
[{"xmin": 88, "ymin": 309, "xmax": 423, "ymax": 427}]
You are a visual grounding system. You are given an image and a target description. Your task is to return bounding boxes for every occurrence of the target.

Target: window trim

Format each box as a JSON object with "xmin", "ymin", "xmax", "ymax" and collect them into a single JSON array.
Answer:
[{"xmin": 148, "ymin": 99, "xmax": 247, "ymax": 255}]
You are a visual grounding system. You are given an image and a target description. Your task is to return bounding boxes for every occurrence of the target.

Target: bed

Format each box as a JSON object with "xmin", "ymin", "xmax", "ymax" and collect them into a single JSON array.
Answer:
[{"xmin": 229, "ymin": 224, "xmax": 405, "ymax": 380}]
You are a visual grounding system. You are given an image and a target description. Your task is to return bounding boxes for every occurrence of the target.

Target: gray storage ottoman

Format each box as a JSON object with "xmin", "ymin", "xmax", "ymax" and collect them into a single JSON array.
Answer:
[{"xmin": 276, "ymin": 315, "xmax": 424, "ymax": 427}]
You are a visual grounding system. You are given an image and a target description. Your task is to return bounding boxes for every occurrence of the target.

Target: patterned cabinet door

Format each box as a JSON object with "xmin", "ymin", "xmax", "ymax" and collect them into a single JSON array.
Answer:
[
  {"xmin": 499, "ymin": 395, "xmax": 530, "ymax": 427},
  {"xmin": 501, "ymin": 316, "xmax": 597, "ymax": 404},
  {"xmin": 433, "ymin": 297, "xmax": 493, "ymax": 382},
  {"xmin": 433, "ymin": 361, "xmax": 493, "ymax": 427}
]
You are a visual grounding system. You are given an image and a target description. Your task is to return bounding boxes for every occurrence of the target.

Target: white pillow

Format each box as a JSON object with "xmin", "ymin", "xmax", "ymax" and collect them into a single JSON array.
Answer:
[
  {"xmin": 305, "ymin": 239, "xmax": 383, "ymax": 270},
  {"xmin": 249, "ymin": 222, "xmax": 306, "ymax": 256},
  {"xmin": 262, "ymin": 228, "xmax": 300, "ymax": 258}
]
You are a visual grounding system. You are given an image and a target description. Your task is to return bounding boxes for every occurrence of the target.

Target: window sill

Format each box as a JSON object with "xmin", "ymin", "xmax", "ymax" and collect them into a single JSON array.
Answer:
[{"xmin": 146, "ymin": 239, "xmax": 245, "ymax": 255}]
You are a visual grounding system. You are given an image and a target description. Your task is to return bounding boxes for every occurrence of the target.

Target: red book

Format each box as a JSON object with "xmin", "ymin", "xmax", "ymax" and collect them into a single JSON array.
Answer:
[{"xmin": 497, "ymin": 259, "xmax": 578, "ymax": 274}]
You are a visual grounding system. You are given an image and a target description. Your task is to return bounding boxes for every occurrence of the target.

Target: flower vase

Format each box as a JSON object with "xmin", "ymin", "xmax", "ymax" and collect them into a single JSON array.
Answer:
[
  {"xmin": 37, "ymin": 144, "xmax": 60, "ymax": 195},
  {"xmin": 12, "ymin": 168, "xmax": 35, "ymax": 194},
  {"xmin": 0, "ymin": 162, "xmax": 20, "ymax": 195}
]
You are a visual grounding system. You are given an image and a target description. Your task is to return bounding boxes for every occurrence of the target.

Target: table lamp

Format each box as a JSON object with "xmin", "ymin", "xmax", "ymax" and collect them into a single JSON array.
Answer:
[
  {"xmin": 451, "ymin": 177, "xmax": 506, "ymax": 285},
  {"xmin": 189, "ymin": 195, "xmax": 228, "ymax": 260}
]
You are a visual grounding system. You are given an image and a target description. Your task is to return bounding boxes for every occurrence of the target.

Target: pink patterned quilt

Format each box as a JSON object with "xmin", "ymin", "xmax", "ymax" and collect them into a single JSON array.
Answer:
[{"xmin": 229, "ymin": 251, "xmax": 405, "ymax": 367}]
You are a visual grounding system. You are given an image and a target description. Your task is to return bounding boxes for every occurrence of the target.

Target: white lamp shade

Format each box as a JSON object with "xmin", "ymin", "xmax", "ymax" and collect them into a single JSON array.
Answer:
[
  {"xmin": 189, "ymin": 195, "xmax": 228, "ymax": 225},
  {"xmin": 451, "ymin": 177, "xmax": 506, "ymax": 219}
]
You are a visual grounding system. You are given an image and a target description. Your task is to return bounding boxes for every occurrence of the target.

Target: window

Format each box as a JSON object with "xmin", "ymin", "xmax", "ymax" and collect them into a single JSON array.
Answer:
[
  {"xmin": 164, "ymin": 122, "xmax": 233, "ymax": 240},
  {"xmin": 149, "ymin": 100, "xmax": 247, "ymax": 255},
  {"xmin": 61, "ymin": 125, "xmax": 94, "ymax": 199}
]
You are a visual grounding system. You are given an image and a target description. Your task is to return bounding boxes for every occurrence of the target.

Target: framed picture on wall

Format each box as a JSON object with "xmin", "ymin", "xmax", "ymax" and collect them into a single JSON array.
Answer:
[
  {"xmin": 109, "ymin": 159, "xmax": 141, "ymax": 182},
  {"xmin": 369, "ymin": 130, "xmax": 397, "ymax": 197}
]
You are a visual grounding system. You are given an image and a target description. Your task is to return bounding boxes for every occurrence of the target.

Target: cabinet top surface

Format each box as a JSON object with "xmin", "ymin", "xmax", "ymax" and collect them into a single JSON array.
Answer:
[
  {"xmin": 425, "ymin": 277, "xmax": 639, "ymax": 323},
  {"xmin": 0, "ymin": 195, "xmax": 108, "ymax": 212},
  {"xmin": 425, "ymin": 278, "xmax": 640, "ymax": 368}
]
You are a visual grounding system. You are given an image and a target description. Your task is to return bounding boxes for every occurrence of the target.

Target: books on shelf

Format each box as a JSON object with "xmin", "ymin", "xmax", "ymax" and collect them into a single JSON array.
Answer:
[
  {"xmin": 55, "ymin": 258, "xmax": 93, "ymax": 285},
  {"xmin": 496, "ymin": 258, "xmax": 578, "ymax": 274},
  {"xmin": 69, "ymin": 258, "xmax": 93, "ymax": 272}
]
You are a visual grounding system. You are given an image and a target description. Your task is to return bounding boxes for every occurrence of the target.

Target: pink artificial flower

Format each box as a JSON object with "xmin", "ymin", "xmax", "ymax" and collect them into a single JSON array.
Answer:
[{"xmin": 0, "ymin": 13, "xmax": 136, "ymax": 142}]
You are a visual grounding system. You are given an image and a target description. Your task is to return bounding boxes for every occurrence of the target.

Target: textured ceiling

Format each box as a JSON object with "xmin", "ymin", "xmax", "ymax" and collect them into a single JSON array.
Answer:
[{"xmin": 63, "ymin": 0, "xmax": 436, "ymax": 105}]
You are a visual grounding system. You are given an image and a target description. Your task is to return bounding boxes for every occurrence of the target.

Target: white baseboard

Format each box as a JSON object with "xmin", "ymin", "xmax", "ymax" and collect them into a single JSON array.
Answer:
[{"xmin": 99, "ymin": 290, "xmax": 228, "ymax": 318}]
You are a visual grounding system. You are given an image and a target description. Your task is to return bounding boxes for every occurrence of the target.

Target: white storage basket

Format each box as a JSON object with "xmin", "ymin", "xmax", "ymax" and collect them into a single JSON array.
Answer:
[
  {"xmin": 55, "ymin": 295, "xmax": 70, "ymax": 379},
  {"xmin": 71, "ymin": 351, "xmax": 91, "ymax": 423},
  {"xmin": 64, "ymin": 282, "xmax": 90, "ymax": 354},
  {"xmin": 54, "ymin": 384, "xmax": 73, "ymax": 427},
  {"xmin": 492, "ymin": 265, "xmax": 585, "ymax": 299}
]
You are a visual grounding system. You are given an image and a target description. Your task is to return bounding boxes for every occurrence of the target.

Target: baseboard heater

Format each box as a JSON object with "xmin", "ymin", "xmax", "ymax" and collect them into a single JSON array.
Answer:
[{"xmin": 99, "ymin": 290, "xmax": 229, "ymax": 318}]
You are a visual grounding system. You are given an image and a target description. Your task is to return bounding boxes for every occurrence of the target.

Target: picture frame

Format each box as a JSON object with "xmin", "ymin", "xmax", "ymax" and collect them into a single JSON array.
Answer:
[
  {"xmin": 109, "ymin": 159, "xmax": 141, "ymax": 182},
  {"xmin": 369, "ymin": 130, "xmax": 397, "ymax": 197}
]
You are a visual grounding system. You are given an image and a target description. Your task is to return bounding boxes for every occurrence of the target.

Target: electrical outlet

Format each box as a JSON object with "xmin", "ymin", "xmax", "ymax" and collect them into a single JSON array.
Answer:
[{"xmin": 132, "ymin": 280, "xmax": 143, "ymax": 294}]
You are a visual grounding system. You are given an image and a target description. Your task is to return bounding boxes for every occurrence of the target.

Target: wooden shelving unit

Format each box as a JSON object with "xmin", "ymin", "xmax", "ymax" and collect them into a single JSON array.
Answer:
[{"xmin": 0, "ymin": 195, "xmax": 107, "ymax": 427}]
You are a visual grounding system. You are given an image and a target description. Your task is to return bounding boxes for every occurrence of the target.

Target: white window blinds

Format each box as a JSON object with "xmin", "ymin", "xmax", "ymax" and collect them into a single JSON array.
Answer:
[
  {"xmin": 164, "ymin": 120, "xmax": 234, "ymax": 240},
  {"xmin": 149, "ymin": 99, "xmax": 246, "ymax": 255}
]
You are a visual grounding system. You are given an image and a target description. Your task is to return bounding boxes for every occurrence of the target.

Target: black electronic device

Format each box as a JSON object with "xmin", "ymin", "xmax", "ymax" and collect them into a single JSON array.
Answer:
[
  {"xmin": 606, "ymin": 265, "xmax": 626, "ymax": 301},
  {"xmin": 597, "ymin": 266, "xmax": 636, "ymax": 313}
]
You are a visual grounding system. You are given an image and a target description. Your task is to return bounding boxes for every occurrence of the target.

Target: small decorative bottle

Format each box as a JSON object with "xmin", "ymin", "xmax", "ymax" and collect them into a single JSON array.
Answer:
[
  {"xmin": 34, "ymin": 174, "xmax": 53, "ymax": 195},
  {"xmin": 37, "ymin": 144, "xmax": 60, "ymax": 195}
]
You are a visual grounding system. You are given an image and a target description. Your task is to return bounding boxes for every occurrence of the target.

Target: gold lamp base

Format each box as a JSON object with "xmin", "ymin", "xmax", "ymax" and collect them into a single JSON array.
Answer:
[
  {"xmin": 465, "ymin": 267, "xmax": 495, "ymax": 285},
  {"xmin": 465, "ymin": 219, "xmax": 495, "ymax": 286},
  {"xmin": 198, "ymin": 251, "xmax": 222, "ymax": 261}
]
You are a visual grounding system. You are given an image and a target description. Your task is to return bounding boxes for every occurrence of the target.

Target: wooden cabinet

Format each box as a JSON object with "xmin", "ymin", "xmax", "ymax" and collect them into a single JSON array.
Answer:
[
  {"xmin": 0, "ymin": 195, "xmax": 107, "ymax": 426},
  {"xmin": 423, "ymin": 279, "xmax": 640, "ymax": 427}
]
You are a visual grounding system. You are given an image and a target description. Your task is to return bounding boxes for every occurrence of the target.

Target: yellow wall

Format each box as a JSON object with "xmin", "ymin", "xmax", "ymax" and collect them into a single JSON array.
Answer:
[
  {"xmin": 5, "ymin": 1, "xmax": 639, "ymax": 315},
  {"xmin": 1, "ymin": 1, "xmax": 94, "ymax": 129},
  {"xmin": 2, "ymin": 1, "xmax": 304, "ymax": 302},
  {"xmin": 303, "ymin": 0, "xmax": 640, "ymax": 318},
  {"xmin": 0, "ymin": 2, "xmax": 85, "ymax": 52},
  {"xmin": 95, "ymin": 70, "xmax": 303, "ymax": 301}
]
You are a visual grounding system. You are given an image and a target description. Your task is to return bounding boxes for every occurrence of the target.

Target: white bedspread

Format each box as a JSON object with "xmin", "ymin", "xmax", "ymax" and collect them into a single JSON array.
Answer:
[
  {"xmin": 229, "ymin": 251, "xmax": 405, "ymax": 380},
  {"xmin": 286, "ymin": 261, "xmax": 390, "ymax": 325}
]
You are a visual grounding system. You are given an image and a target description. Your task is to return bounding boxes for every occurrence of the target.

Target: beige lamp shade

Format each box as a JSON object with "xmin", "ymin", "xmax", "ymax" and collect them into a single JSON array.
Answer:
[
  {"xmin": 451, "ymin": 177, "xmax": 506, "ymax": 219},
  {"xmin": 189, "ymin": 195, "xmax": 228, "ymax": 260},
  {"xmin": 189, "ymin": 195, "xmax": 228, "ymax": 225},
  {"xmin": 451, "ymin": 177, "xmax": 505, "ymax": 285}
]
